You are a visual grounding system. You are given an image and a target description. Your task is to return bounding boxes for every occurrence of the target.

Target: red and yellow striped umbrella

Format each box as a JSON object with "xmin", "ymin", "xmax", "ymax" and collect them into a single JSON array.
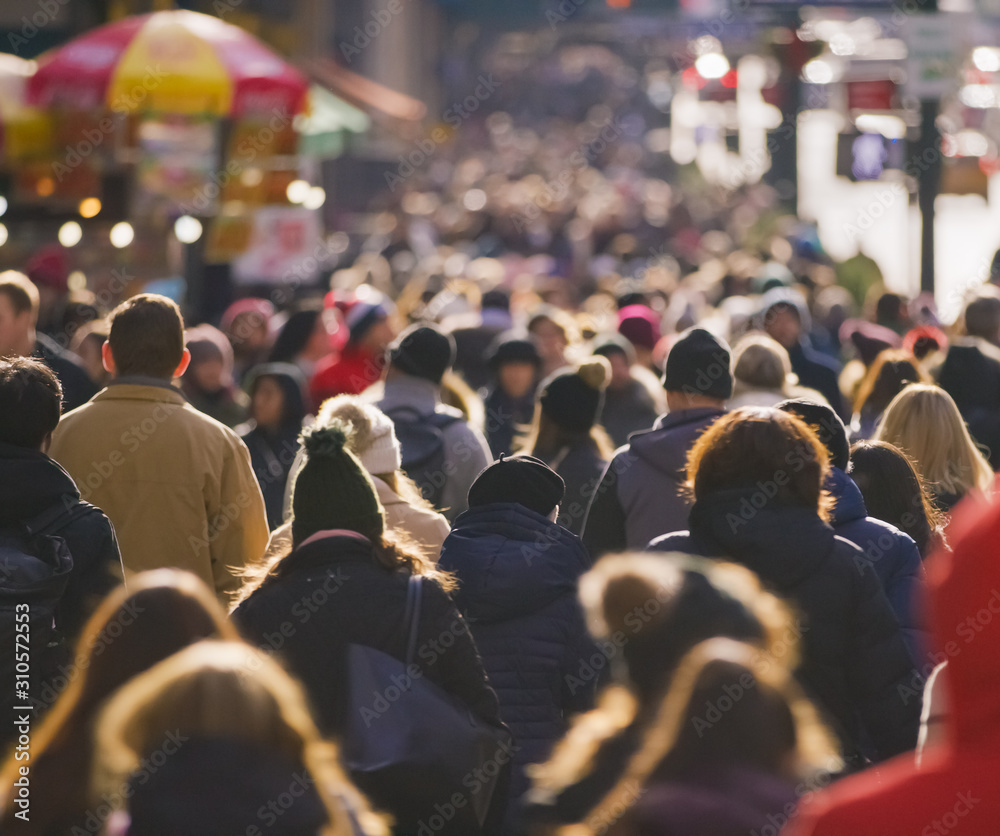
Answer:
[{"xmin": 27, "ymin": 10, "xmax": 308, "ymax": 118}]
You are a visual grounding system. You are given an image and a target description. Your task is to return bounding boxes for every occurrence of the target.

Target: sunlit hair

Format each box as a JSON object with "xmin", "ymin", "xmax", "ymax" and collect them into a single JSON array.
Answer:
[
  {"xmin": 0, "ymin": 571, "xmax": 236, "ymax": 823},
  {"xmin": 527, "ymin": 552, "xmax": 796, "ymax": 805},
  {"xmin": 685, "ymin": 407, "xmax": 833, "ymax": 522},
  {"xmin": 873, "ymin": 384, "xmax": 993, "ymax": 499},
  {"xmin": 849, "ymin": 440, "xmax": 946, "ymax": 557},
  {"xmin": 572, "ymin": 638, "xmax": 841, "ymax": 835},
  {"xmin": 732, "ymin": 333, "xmax": 793, "ymax": 393},
  {"xmin": 92, "ymin": 641, "xmax": 387, "ymax": 836},
  {"xmin": 852, "ymin": 348, "xmax": 930, "ymax": 416}
]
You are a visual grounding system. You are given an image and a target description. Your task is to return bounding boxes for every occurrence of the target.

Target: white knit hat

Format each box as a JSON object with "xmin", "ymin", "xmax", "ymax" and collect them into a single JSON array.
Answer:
[{"xmin": 316, "ymin": 396, "xmax": 402, "ymax": 476}]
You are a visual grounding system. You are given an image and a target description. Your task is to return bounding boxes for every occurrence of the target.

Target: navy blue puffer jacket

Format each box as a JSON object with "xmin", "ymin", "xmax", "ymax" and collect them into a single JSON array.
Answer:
[
  {"xmin": 439, "ymin": 503, "xmax": 597, "ymax": 815},
  {"xmin": 828, "ymin": 466, "xmax": 927, "ymax": 666}
]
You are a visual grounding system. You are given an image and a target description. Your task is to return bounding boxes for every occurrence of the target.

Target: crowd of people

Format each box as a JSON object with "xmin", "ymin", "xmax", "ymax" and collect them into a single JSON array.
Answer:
[
  {"xmin": 3, "ymin": 51, "xmax": 1000, "ymax": 831},
  {"xmin": 0, "ymin": 234, "xmax": 999, "ymax": 835}
]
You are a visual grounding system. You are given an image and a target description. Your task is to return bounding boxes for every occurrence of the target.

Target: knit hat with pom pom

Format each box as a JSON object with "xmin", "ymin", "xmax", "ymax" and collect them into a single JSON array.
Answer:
[
  {"xmin": 538, "ymin": 357, "xmax": 610, "ymax": 433},
  {"xmin": 316, "ymin": 396, "xmax": 402, "ymax": 476},
  {"xmin": 290, "ymin": 421, "xmax": 385, "ymax": 545}
]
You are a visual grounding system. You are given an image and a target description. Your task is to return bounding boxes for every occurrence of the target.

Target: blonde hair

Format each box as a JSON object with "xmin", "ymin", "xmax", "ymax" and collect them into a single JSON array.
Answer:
[
  {"xmin": 732, "ymin": 333, "xmax": 792, "ymax": 393},
  {"xmin": 874, "ymin": 384, "xmax": 993, "ymax": 498},
  {"xmin": 567, "ymin": 638, "xmax": 841, "ymax": 835},
  {"xmin": 528, "ymin": 553, "xmax": 797, "ymax": 804},
  {"xmin": 92, "ymin": 641, "xmax": 388, "ymax": 836},
  {"xmin": 1, "ymin": 570, "xmax": 237, "ymax": 806}
]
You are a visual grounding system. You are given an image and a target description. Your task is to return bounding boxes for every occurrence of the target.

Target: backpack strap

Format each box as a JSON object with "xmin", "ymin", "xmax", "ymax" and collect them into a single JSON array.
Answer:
[
  {"xmin": 404, "ymin": 574, "xmax": 423, "ymax": 667},
  {"xmin": 22, "ymin": 499, "xmax": 95, "ymax": 538}
]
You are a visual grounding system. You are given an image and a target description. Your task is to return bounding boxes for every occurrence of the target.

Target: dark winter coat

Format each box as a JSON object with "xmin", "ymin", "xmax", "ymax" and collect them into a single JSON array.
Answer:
[
  {"xmin": 543, "ymin": 442, "xmax": 608, "ymax": 537},
  {"xmin": 0, "ymin": 442, "xmax": 124, "ymax": 641},
  {"xmin": 239, "ymin": 366, "xmax": 308, "ymax": 529},
  {"xmin": 623, "ymin": 766, "xmax": 800, "ymax": 836},
  {"xmin": 938, "ymin": 338, "xmax": 1000, "ymax": 468},
  {"xmin": 439, "ymin": 503, "xmax": 596, "ymax": 811},
  {"xmin": 787, "ymin": 342, "xmax": 847, "ymax": 420},
  {"xmin": 34, "ymin": 333, "xmax": 98, "ymax": 413},
  {"xmin": 581, "ymin": 408, "xmax": 725, "ymax": 558},
  {"xmin": 648, "ymin": 491, "xmax": 921, "ymax": 765},
  {"xmin": 828, "ymin": 467, "xmax": 927, "ymax": 666},
  {"xmin": 233, "ymin": 532, "xmax": 503, "ymax": 737}
]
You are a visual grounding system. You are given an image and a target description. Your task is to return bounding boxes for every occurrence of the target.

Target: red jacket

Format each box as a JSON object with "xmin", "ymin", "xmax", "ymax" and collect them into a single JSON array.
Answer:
[
  {"xmin": 786, "ymin": 491, "xmax": 1000, "ymax": 836},
  {"xmin": 309, "ymin": 345, "xmax": 383, "ymax": 408}
]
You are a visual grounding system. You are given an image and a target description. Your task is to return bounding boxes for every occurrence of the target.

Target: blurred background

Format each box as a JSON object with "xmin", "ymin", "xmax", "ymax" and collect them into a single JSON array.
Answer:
[{"xmin": 0, "ymin": 0, "xmax": 998, "ymax": 323}]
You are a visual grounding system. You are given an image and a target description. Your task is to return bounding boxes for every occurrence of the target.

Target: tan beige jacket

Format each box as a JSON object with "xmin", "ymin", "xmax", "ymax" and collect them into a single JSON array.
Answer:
[{"xmin": 49, "ymin": 382, "xmax": 269, "ymax": 605}]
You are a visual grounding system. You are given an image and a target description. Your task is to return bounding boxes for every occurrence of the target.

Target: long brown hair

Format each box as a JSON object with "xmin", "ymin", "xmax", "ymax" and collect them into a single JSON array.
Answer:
[
  {"xmin": 568, "ymin": 639, "xmax": 841, "ymax": 835},
  {"xmin": 527, "ymin": 554, "xmax": 796, "ymax": 807},
  {"xmin": 520, "ymin": 404, "xmax": 615, "ymax": 463},
  {"xmin": 850, "ymin": 440, "xmax": 946, "ymax": 556},
  {"xmin": 0, "ymin": 571, "xmax": 237, "ymax": 828},
  {"xmin": 93, "ymin": 641, "xmax": 388, "ymax": 836},
  {"xmin": 852, "ymin": 348, "xmax": 930, "ymax": 416},
  {"xmin": 236, "ymin": 527, "xmax": 455, "ymax": 608}
]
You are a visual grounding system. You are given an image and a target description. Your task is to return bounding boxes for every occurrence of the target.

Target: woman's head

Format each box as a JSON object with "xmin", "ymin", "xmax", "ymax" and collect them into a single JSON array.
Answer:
[
  {"xmin": 269, "ymin": 308, "xmax": 328, "ymax": 365},
  {"xmin": 577, "ymin": 553, "xmax": 795, "ymax": 702},
  {"xmin": 93, "ymin": 641, "xmax": 384, "ymax": 836},
  {"xmin": 732, "ymin": 333, "xmax": 792, "ymax": 394},
  {"xmin": 316, "ymin": 396, "xmax": 402, "ymax": 480},
  {"xmin": 290, "ymin": 423, "xmax": 385, "ymax": 546},
  {"xmin": 850, "ymin": 440, "xmax": 943, "ymax": 556},
  {"xmin": 686, "ymin": 407, "xmax": 831, "ymax": 517},
  {"xmin": 584, "ymin": 638, "xmax": 840, "ymax": 830},
  {"xmin": 245, "ymin": 364, "xmax": 308, "ymax": 432},
  {"xmin": 874, "ymin": 384, "xmax": 993, "ymax": 499},
  {"xmin": 853, "ymin": 349, "xmax": 929, "ymax": 416},
  {"xmin": 1, "ymin": 571, "xmax": 236, "ymax": 787}
]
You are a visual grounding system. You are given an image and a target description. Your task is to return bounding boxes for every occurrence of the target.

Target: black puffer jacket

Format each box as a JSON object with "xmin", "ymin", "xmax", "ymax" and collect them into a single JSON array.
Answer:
[
  {"xmin": 439, "ymin": 503, "xmax": 595, "ymax": 815},
  {"xmin": 648, "ymin": 490, "xmax": 920, "ymax": 765}
]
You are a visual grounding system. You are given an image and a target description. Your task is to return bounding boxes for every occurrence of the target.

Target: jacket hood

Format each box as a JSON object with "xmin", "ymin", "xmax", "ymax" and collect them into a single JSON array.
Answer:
[
  {"xmin": 828, "ymin": 466, "xmax": 867, "ymax": 527},
  {"xmin": 0, "ymin": 442, "xmax": 80, "ymax": 524},
  {"xmin": 440, "ymin": 502, "xmax": 590, "ymax": 623},
  {"xmin": 687, "ymin": 488, "xmax": 850, "ymax": 590},
  {"xmin": 757, "ymin": 286, "xmax": 812, "ymax": 333},
  {"xmin": 630, "ymin": 408, "xmax": 725, "ymax": 484},
  {"xmin": 927, "ymin": 492, "xmax": 1000, "ymax": 748}
]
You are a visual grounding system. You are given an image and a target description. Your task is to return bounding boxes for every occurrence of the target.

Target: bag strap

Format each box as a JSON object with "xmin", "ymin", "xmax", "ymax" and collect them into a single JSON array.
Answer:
[
  {"xmin": 22, "ymin": 499, "xmax": 91, "ymax": 538},
  {"xmin": 404, "ymin": 574, "xmax": 423, "ymax": 667}
]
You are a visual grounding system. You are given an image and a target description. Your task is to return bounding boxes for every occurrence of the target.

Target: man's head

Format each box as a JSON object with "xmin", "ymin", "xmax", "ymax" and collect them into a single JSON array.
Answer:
[
  {"xmin": 0, "ymin": 357, "xmax": 62, "ymax": 450},
  {"xmin": 105, "ymin": 294, "xmax": 189, "ymax": 380},
  {"xmin": 468, "ymin": 454, "xmax": 565, "ymax": 519},
  {"xmin": 762, "ymin": 302, "xmax": 802, "ymax": 350},
  {"xmin": 0, "ymin": 271, "xmax": 39, "ymax": 358},
  {"xmin": 777, "ymin": 398, "xmax": 850, "ymax": 472},
  {"xmin": 662, "ymin": 327, "xmax": 733, "ymax": 411},
  {"xmin": 964, "ymin": 288, "xmax": 1000, "ymax": 344},
  {"xmin": 387, "ymin": 324, "xmax": 455, "ymax": 385}
]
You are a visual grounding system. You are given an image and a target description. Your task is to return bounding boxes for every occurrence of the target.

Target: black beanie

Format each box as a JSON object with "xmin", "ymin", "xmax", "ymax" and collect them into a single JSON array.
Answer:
[
  {"xmin": 777, "ymin": 398, "xmax": 850, "ymax": 471},
  {"xmin": 291, "ymin": 422, "xmax": 385, "ymax": 545},
  {"xmin": 538, "ymin": 357, "xmax": 610, "ymax": 433},
  {"xmin": 662, "ymin": 327, "xmax": 733, "ymax": 400},
  {"xmin": 468, "ymin": 454, "xmax": 565, "ymax": 517},
  {"xmin": 389, "ymin": 324, "xmax": 455, "ymax": 384}
]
